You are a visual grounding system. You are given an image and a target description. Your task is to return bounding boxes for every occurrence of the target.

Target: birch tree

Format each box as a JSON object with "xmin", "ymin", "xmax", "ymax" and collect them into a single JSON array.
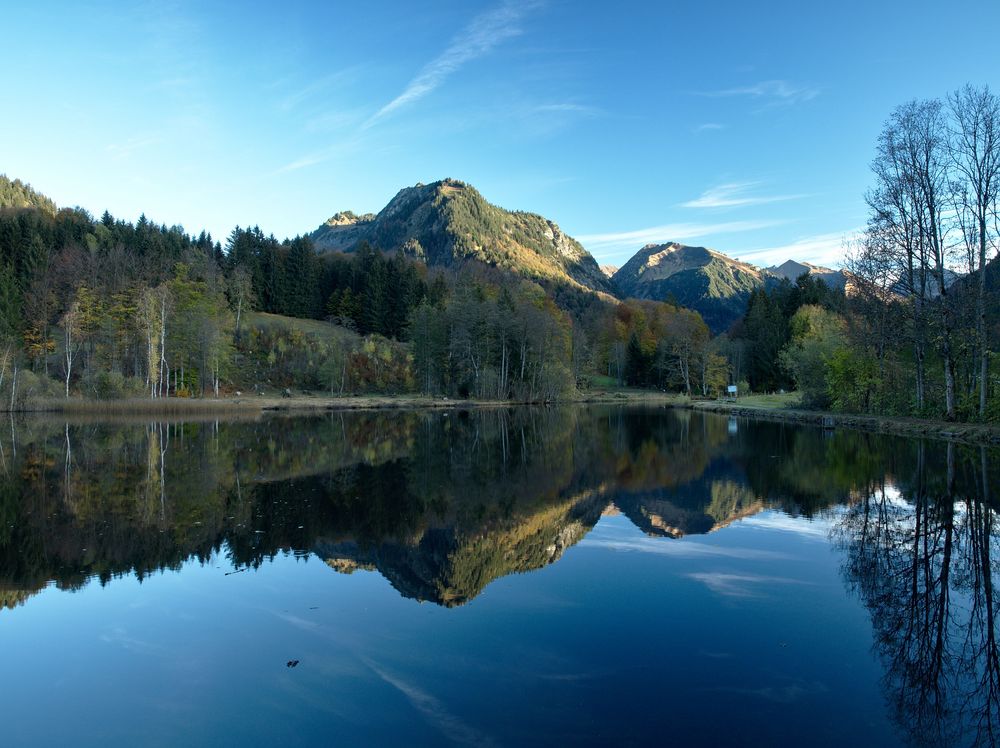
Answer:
[
  {"xmin": 60, "ymin": 299, "xmax": 81, "ymax": 398},
  {"xmin": 229, "ymin": 266, "xmax": 254, "ymax": 338},
  {"xmin": 138, "ymin": 285, "xmax": 170, "ymax": 398}
]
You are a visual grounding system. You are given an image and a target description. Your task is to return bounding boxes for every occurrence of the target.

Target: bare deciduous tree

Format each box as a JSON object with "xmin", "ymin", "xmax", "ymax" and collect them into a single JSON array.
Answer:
[
  {"xmin": 867, "ymin": 99, "xmax": 959, "ymax": 418},
  {"xmin": 949, "ymin": 84, "xmax": 1000, "ymax": 417}
]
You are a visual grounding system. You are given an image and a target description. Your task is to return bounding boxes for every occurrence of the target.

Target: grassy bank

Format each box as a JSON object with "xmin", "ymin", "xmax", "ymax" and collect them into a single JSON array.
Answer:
[
  {"xmin": 683, "ymin": 396, "xmax": 1000, "ymax": 446},
  {"xmin": 19, "ymin": 391, "xmax": 991, "ymax": 449},
  {"xmin": 26, "ymin": 394, "xmax": 503, "ymax": 416},
  {"xmin": 17, "ymin": 388, "xmax": 682, "ymax": 417}
]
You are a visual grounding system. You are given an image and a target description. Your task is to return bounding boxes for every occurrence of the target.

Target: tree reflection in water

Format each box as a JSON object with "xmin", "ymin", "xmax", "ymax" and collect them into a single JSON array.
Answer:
[
  {"xmin": 0, "ymin": 407, "xmax": 736, "ymax": 608},
  {"xmin": 0, "ymin": 407, "xmax": 997, "ymax": 743},
  {"xmin": 835, "ymin": 442, "xmax": 999, "ymax": 747}
]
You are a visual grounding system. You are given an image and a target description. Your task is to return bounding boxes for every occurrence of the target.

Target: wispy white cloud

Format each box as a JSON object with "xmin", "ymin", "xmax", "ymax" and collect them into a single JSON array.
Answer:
[
  {"xmin": 687, "ymin": 572, "xmax": 812, "ymax": 598},
  {"xmin": 578, "ymin": 219, "xmax": 786, "ymax": 260},
  {"xmin": 681, "ymin": 181, "xmax": 804, "ymax": 209},
  {"xmin": 105, "ymin": 134, "xmax": 163, "ymax": 160},
  {"xmin": 739, "ymin": 512, "xmax": 834, "ymax": 539},
  {"xmin": 280, "ymin": 3, "xmax": 556, "ymax": 171},
  {"xmin": 302, "ymin": 110, "xmax": 362, "ymax": 134},
  {"xmin": 503, "ymin": 100, "xmax": 601, "ymax": 137},
  {"xmin": 431, "ymin": 98, "xmax": 600, "ymax": 138},
  {"xmin": 736, "ymin": 228, "xmax": 860, "ymax": 268},
  {"xmin": 581, "ymin": 538, "xmax": 790, "ymax": 560},
  {"xmin": 277, "ymin": 152, "xmax": 333, "ymax": 174},
  {"xmin": 365, "ymin": 1, "xmax": 537, "ymax": 127},
  {"xmin": 701, "ymin": 79, "xmax": 819, "ymax": 107},
  {"xmin": 278, "ymin": 68, "xmax": 363, "ymax": 112},
  {"xmin": 100, "ymin": 625, "xmax": 168, "ymax": 655},
  {"xmin": 154, "ymin": 76, "xmax": 198, "ymax": 92},
  {"xmin": 364, "ymin": 658, "xmax": 499, "ymax": 747},
  {"xmin": 579, "ymin": 529, "xmax": 792, "ymax": 560},
  {"xmin": 531, "ymin": 102, "xmax": 599, "ymax": 115},
  {"xmin": 694, "ymin": 122, "xmax": 725, "ymax": 133},
  {"xmin": 275, "ymin": 135, "xmax": 377, "ymax": 173}
]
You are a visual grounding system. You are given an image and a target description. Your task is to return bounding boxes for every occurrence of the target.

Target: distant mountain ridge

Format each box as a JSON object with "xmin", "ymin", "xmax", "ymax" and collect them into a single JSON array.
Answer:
[
  {"xmin": 609, "ymin": 242, "xmax": 852, "ymax": 332},
  {"xmin": 6, "ymin": 171, "xmax": 849, "ymax": 334},
  {"xmin": 765, "ymin": 259, "xmax": 848, "ymax": 290},
  {"xmin": 599, "ymin": 264, "xmax": 618, "ymax": 278},
  {"xmin": 310, "ymin": 182, "xmax": 852, "ymax": 331},
  {"xmin": 610, "ymin": 243, "xmax": 770, "ymax": 333},
  {"xmin": 311, "ymin": 178, "xmax": 613, "ymax": 294}
]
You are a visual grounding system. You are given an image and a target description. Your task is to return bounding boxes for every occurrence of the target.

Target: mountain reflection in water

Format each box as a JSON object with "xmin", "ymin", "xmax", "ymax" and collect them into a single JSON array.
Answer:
[
  {"xmin": 0, "ymin": 408, "xmax": 832, "ymax": 607},
  {"xmin": 0, "ymin": 406, "xmax": 996, "ymax": 746}
]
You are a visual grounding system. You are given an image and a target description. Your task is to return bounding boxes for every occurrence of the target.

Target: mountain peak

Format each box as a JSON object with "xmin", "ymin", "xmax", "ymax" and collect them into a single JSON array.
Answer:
[
  {"xmin": 766, "ymin": 258, "xmax": 847, "ymax": 289},
  {"xmin": 609, "ymin": 240, "xmax": 852, "ymax": 332},
  {"xmin": 323, "ymin": 210, "xmax": 375, "ymax": 227},
  {"xmin": 312, "ymin": 179, "xmax": 612, "ymax": 294},
  {"xmin": 611, "ymin": 241, "xmax": 766, "ymax": 333},
  {"xmin": 774, "ymin": 258, "xmax": 809, "ymax": 274}
]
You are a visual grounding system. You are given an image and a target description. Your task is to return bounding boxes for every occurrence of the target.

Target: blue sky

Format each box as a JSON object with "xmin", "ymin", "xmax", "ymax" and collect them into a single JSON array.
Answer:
[{"xmin": 3, "ymin": 0, "xmax": 998, "ymax": 268}]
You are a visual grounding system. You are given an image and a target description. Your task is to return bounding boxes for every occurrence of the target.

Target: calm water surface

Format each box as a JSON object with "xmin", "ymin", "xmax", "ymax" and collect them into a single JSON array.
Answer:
[{"xmin": 0, "ymin": 406, "xmax": 996, "ymax": 747}]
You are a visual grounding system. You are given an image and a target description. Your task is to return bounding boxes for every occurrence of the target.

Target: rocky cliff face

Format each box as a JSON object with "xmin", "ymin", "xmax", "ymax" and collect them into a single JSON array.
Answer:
[
  {"xmin": 311, "ymin": 179, "xmax": 613, "ymax": 294},
  {"xmin": 311, "ymin": 210, "xmax": 376, "ymax": 253}
]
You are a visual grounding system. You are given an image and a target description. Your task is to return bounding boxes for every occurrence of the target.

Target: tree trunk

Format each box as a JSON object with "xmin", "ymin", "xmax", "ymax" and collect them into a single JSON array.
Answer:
[
  {"xmin": 910, "ymin": 255, "xmax": 927, "ymax": 412},
  {"xmin": 979, "ymin": 215, "xmax": 989, "ymax": 416},
  {"xmin": 63, "ymin": 315, "xmax": 75, "ymax": 399},
  {"xmin": 159, "ymin": 295, "xmax": 168, "ymax": 398},
  {"xmin": 0, "ymin": 345, "xmax": 10, "ymax": 395},
  {"xmin": 9, "ymin": 366, "xmax": 17, "ymax": 411},
  {"xmin": 932, "ymin": 233, "xmax": 957, "ymax": 419}
]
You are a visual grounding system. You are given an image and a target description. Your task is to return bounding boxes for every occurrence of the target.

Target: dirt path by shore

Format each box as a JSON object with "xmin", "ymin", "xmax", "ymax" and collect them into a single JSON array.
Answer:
[{"xmin": 684, "ymin": 400, "xmax": 1000, "ymax": 446}]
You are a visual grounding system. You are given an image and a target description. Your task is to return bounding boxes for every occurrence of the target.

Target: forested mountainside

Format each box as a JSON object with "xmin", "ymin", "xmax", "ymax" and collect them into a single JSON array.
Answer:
[
  {"xmin": 3, "ymin": 88, "xmax": 998, "ymax": 428},
  {"xmin": 0, "ymin": 176, "xmax": 56, "ymax": 214},
  {"xmin": 1, "ymin": 408, "xmax": 893, "ymax": 611},
  {"xmin": 611, "ymin": 243, "xmax": 769, "ymax": 334},
  {"xmin": 312, "ymin": 178, "xmax": 613, "ymax": 295},
  {"xmin": 0, "ymin": 175, "xmax": 719, "ymax": 404}
]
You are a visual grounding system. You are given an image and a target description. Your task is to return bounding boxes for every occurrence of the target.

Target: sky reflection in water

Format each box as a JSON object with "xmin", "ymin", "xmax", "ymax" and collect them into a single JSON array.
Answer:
[{"xmin": 0, "ymin": 407, "xmax": 995, "ymax": 747}]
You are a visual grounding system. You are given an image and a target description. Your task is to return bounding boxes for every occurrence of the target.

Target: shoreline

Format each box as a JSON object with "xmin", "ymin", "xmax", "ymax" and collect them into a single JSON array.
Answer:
[
  {"xmin": 11, "ymin": 390, "xmax": 680, "ymax": 418},
  {"xmin": 8, "ymin": 393, "xmax": 999, "ymax": 445},
  {"xmin": 682, "ymin": 400, "xmax": 1000, "ymax": 446}
]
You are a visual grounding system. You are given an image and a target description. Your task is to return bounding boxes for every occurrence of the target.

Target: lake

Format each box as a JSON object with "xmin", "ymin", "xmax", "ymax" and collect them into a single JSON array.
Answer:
[{"xmin": 0, "ymin": 406, "xmax": 996, "ymax": 747}]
